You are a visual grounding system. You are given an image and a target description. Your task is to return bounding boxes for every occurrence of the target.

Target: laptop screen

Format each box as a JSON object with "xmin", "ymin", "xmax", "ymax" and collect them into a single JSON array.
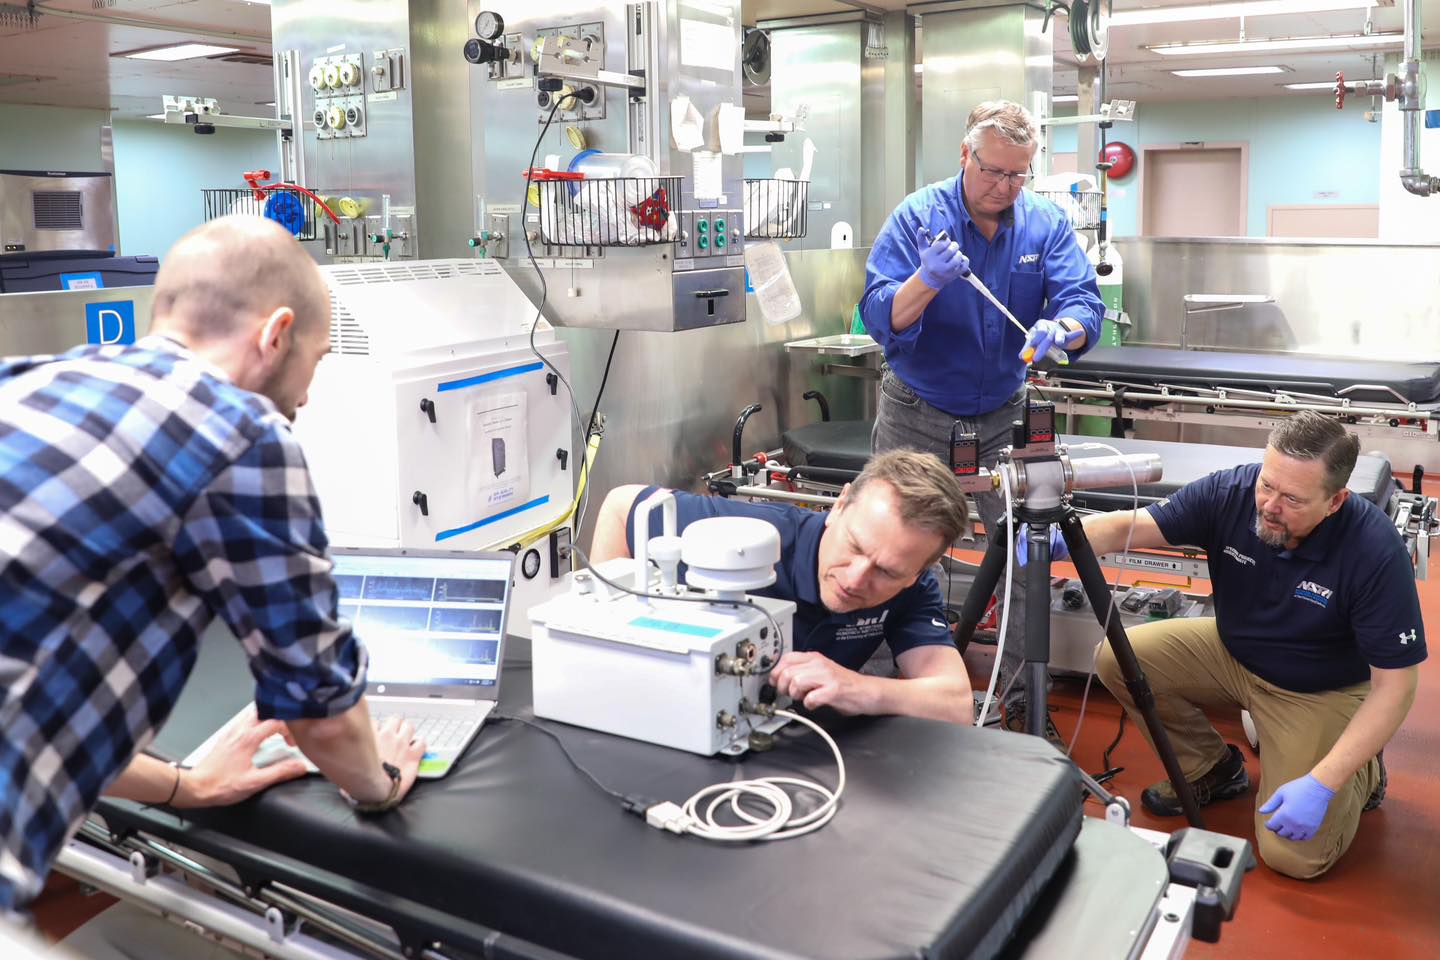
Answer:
[{"xmin": 332, "ymin": 551, "xmax": 513, "ymax": 688}]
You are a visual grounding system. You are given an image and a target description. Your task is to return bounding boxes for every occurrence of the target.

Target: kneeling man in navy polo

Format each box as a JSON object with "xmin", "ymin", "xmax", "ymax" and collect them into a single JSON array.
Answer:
[
  {"xmin": 590, "ymin": 450, "xmax": 975, "ymax": 724},
  {"xmin": 1071, "ymin": 411, "xmax": 1424, "ymax": 879}
]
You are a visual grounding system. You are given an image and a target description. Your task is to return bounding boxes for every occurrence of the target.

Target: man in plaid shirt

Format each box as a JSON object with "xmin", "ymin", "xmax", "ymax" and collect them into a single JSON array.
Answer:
[{"xmin": 0, "ymin": 216, "xmax": 425, "ymax": 914}]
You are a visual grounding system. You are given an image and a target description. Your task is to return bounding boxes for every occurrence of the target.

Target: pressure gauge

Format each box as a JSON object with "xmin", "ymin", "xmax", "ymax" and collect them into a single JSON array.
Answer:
[
  {"xmin": 521, "ymin": 548, "xmax": 543, "ymax": 579},
  {"xmin": 475, "ymin": 10, "xmax": 505, "ymax": 41}
]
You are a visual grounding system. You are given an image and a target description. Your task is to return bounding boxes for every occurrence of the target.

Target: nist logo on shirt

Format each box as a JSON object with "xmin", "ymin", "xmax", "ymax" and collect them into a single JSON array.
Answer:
[
  {"xmin": 836, "ymin": 609, "xmax": 888, "ymax": 643},
  {"xmin": 1294, "ymin": 580, "xmax": 1334, "ymax": 608},
  {"xmin": 1017, "ymin": 253, "xmax": 1040, "ymax": 265}
]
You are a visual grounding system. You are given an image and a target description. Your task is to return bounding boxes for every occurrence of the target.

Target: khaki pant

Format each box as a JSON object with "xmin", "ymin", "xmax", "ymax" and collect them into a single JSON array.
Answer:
[{"xmin": 1096, "ymin": 617, "xmax": 1379, "ymax": 879}]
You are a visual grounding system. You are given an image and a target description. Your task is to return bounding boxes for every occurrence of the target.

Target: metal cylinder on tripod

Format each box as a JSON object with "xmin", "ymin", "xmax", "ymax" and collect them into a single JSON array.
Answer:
[
  {"xmin": 1069, "ymin": 453, "xmax": 1162, "ymax": 490},
  {"xmin": 1004, "ymin": 451, "xmax": 1161, "ymax": 502}
]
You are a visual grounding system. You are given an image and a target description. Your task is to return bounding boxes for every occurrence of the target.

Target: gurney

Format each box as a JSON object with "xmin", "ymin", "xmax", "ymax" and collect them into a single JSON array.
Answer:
[
  {"xmin": 704, "ymin": 392, "xmax": 1437, "ymax": 579},
  {"xmin": 51, "ymin": 626, "xmax": 1249, "ymax": 960},
  {"xmin": 1032, "ymin": 345, "xmax": 1440, "ymax": 444}
]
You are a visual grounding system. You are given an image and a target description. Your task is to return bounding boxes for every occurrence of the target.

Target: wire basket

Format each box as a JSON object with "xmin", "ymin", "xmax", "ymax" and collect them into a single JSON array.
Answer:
[
  {"xmin": 1034, "ymin": 189, "xmax": 1101, "ymax": 231},
  {"xmin": 743, "ymin": 178, "xmax": 809, "ymax": 239},
  {"xmin": 202, "ymin": 186, "xmax": 323, "ymax": 241},
  {"xmin": 532, "ymin": 176, "xmax": 683, "ymax": 248}
]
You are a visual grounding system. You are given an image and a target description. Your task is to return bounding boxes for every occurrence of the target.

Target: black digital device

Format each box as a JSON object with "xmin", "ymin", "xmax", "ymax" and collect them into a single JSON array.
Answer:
[
  {"xmin": 950, "ymin": 423, "xmax": 979, "ymax": 477},
  {"xmin": 1027, "ymin": 401, "xmax": 1056, "ymax": 445}
]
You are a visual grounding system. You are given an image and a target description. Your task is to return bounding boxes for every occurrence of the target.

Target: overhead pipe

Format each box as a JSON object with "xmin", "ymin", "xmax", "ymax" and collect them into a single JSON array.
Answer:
[
  {"xmin": 1336, "ymin": 0, "xmax": 1439, "ymax": 195},
  {"xmin": 1398, "ymin": 0, "xmax": 1440, "ymax": 195}
]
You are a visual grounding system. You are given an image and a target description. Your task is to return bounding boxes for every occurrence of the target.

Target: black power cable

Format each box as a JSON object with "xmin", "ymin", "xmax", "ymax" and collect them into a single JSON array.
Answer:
[
  {"xmin": 491, "ymin": 714, "xmax": 626, "ymax": 802},
  {"xmin": 584, "ymin": 331, "xmax": 620, "ymax": 442},
  {"xmin": 520, "ymin": 99, "xmax": 608, "ymax": 538}
]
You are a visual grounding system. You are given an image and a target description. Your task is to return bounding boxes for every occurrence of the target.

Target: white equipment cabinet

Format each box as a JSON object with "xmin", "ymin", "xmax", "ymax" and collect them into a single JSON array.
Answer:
[
  {"xmin": 294, "ymin": 259, "xmax": 573, "ymax": 556},
  {"xmin": 529, "ymin": 502, "xmax": 796, "ymax": 756}
]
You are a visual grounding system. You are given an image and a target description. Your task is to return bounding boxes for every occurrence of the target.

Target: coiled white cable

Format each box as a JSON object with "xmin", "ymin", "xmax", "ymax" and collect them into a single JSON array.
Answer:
[{"xmin": 668, "ymin": 710, "xmax": 845, "ymax": 842}]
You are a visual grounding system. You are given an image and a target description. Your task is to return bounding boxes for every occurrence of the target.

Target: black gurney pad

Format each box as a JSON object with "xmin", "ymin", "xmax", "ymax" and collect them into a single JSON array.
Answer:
[
  {"xmin": 117, "ymin": 628, "xmax": 1088, "ymax": 960},
  {"xmin": 1065, "ymin": 345, "xmax": 1440, "ymax": 406},
  {"xmin": 782, "ymin": 417, "xmax": 873, "ymax": 471},
  {"xmin": 1064, "ymin": 434, "xmax": 1393, "ymax": 511}
]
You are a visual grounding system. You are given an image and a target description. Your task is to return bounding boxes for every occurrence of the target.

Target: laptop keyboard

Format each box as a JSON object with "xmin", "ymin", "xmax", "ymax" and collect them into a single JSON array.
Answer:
[{"xmin": 372, "ymin": 711, "xmax": 477, "ymax": 752}]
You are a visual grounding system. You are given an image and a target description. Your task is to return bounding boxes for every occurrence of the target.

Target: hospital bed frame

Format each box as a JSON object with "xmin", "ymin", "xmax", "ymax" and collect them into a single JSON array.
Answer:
[
  {"xmin": 1031, "ymin": 345, "xmax": 1440, "ymax": 444},
  {"xmin": 704, "ymin": 391, "xmax": 1438, "ymax": 580}
]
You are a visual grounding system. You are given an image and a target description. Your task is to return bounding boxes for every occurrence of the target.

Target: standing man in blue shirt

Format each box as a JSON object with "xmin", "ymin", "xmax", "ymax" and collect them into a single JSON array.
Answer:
[
  {"xmin": 860, "ymin": 100, "xmax": 1104, "ymax": 739},
  {"xmin": 590, "ymin": 451, "xmax": 974, "ymax": 724},
  {"xmin": 1078, "ymin": 412, "xmax": 1424, "ymax": 879},
  {"xmin": 0, "ymin": 216, "xmax": 425, "ymax": 916}
]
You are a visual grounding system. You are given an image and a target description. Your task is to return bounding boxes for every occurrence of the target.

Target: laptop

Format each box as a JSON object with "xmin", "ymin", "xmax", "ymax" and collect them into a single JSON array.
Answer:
[{"xmin": 186, "ymin": 547, "xmax": 516, "ymax": 780}]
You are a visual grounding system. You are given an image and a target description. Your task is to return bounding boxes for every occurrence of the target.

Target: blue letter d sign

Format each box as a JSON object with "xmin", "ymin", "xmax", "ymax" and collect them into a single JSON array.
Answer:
[{"xmin": 85, "ymin": 301, "xmax": 136, "ymax": 346}]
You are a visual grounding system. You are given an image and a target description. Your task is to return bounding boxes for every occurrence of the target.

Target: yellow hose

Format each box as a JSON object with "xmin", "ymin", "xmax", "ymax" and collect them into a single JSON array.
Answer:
[{"xmin": 480, "ymin": 432, "xmax": 600, "ymax": 551}]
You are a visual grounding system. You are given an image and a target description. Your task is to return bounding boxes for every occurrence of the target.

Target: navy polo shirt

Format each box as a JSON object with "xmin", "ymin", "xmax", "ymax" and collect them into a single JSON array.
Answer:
[
  {"xmin": 625, "ymin": 488, "xmax": 953, "ymax": 669},
  {"xmin": 1148, "ymin": 463, "xmax": 1427, "ymax": 692}
]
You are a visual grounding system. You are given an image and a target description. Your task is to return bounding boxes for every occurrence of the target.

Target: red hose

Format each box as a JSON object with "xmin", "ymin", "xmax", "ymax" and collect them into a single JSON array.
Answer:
[{"xmin": 241, "ymin": 169, "xmax": 341, "ymax": 224}]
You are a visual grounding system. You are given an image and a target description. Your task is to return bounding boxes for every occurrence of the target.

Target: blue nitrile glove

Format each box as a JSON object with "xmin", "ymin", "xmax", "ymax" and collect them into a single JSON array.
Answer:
[
  {"xmin": 1016, "ymin": 525, "xmax": 1069, "ymax": 566},
  {"xmin": 916, "ymin": 229, "xmax": 970, "ymax": 291},
  {"xmin": 1021, "ymin": 318, "xmax": 1082, "ymax": 365},
  {"xmin": 1259, "ymin": 774, "xmax": 1336, "ymax": 842}
]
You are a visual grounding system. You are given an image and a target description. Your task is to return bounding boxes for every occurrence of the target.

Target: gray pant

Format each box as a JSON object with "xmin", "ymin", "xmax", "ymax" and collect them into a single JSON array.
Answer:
[{"xmin": 871, "ymin": 368, "xmax": 1033, "ymax": 706}]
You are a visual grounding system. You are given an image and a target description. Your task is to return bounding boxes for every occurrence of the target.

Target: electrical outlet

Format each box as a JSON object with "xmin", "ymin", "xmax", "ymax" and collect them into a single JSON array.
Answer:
[{"xmin": 549, "ymin": 527, "xmax": 573, "ymax": 579}]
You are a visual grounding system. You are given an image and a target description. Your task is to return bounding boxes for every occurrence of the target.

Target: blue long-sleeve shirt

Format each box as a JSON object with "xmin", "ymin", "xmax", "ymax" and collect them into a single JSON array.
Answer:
[{"xmin": 861, "ymin": 174, "xmax": 1103, "ymax": 417}]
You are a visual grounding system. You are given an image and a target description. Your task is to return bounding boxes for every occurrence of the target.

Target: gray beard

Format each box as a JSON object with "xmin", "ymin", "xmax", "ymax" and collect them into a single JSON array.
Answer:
[{"xmin": 1254, "ymin": 513, "xmax": 1288, "ymax": 547}]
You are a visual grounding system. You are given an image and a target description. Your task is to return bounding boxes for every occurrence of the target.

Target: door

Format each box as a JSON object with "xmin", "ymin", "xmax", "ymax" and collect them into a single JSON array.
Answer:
[{"xmin": 1141, "ymin": 146, "xmax": 1245, "ymax": 237}]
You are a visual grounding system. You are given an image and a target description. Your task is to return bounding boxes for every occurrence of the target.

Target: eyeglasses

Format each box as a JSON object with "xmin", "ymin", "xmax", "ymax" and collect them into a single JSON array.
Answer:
[{"xmin": 971, "ymin": 149, "xmax": 1033, "ymax": 187}]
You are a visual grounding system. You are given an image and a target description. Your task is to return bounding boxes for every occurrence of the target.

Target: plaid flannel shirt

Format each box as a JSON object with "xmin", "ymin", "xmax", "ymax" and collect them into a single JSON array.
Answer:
[{"xmin": 0, "ymin": 335, "xmax": 367, "ymax": 910}]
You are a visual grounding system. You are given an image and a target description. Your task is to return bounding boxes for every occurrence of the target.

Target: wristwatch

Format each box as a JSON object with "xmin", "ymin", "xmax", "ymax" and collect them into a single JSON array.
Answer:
[{"xmin": 351, "ymin": 762, "xmax": 403, "ymax": 814}]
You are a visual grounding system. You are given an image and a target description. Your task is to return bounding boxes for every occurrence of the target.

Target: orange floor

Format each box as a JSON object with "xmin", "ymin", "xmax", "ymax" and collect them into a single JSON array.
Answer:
[{"xmin": 1023, "ymin": 544, "xmax": 1440, "ymax": 959}]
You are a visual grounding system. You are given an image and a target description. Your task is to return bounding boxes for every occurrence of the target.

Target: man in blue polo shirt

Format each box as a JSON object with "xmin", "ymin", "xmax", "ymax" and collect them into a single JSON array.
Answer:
[
  {"xmin": 860, "ymin": 100, "xmax": 1103, "ymax": 739},
  {"xmin": 1075, "ymin": 412, "xmax": 1424, "ymax": 879},
  {"xmin": 589, "ymin": 451, "xmax": 974, "ymax": 724}
]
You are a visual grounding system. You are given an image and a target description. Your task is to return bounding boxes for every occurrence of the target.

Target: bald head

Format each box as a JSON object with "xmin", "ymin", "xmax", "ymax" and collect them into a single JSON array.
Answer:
[
  {"xmin": 151, "ymin": 215, "xmax": 333, "ymax": 420},
  {"xmin": 151, "ymin": 215, "xmax": 330, "ymax": 343}
]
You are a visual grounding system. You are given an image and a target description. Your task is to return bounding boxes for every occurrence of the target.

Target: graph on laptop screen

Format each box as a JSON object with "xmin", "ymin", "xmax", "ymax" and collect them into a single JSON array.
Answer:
[{"xmin": 333, "ymin": 554, "xmax": 512, "ymax": 686}]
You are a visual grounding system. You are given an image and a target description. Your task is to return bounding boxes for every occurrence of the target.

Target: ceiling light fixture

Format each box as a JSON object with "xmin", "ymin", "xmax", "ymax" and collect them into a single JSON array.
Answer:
[
  {"xmin": 121, "ymin": 43, "xmax": 240, "ymax": 62},
  {"xmin": 1171, "ymin": 65, "xmax": 1287, "ymax": 77},
  {"xmin": 1113, "ymin": 0, "xmax": 1375, "ymax": 27},
  {"xmin": 1284, "ymin": 78, "xmax": 1376, "ymax": 89},
  {"xmin": 1149, "ymin": 33, "xmax": 1402, "ymax": 55}
]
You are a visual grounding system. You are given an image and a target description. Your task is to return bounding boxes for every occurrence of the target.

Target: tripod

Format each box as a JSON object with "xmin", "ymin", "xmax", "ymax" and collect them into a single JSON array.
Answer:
[{"xmin": 950, "ymin": 406, "xmax": 1206, "ymax": 828}]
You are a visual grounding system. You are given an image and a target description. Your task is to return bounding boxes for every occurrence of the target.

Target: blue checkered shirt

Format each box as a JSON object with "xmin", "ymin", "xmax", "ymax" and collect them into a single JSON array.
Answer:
[{"xmin": 0, "ymin": 335, "xmax": 367, "ymax": 910}]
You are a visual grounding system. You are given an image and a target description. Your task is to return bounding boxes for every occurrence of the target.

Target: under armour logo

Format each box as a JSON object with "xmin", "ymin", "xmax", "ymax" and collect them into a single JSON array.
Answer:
[{"xmin": 1399, "ymin": 629, "xmax": 1417, "ymax": 646}]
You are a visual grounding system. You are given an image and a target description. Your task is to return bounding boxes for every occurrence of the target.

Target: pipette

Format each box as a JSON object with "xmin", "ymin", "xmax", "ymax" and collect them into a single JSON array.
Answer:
[
  {"xmin": 963, "ymin": 272, "xmax": 1068, "ymax": 366},
  {"xmin": 920, "ymin": 228, "xmax": 1068, "ymax": 365}
]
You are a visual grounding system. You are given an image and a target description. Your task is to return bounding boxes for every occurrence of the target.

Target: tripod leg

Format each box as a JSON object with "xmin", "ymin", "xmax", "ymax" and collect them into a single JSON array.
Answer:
[
  {"xmin": 953, "ymin": 515, "xmax": 1011, "ymax": 651},
  {"xmin": 1023, "ymin": 522, "xmax": 1053, "ymax": 738},
  {"xmin": 1057, "ymin": 509, "xmax": 1207, "ymax": 829}
]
